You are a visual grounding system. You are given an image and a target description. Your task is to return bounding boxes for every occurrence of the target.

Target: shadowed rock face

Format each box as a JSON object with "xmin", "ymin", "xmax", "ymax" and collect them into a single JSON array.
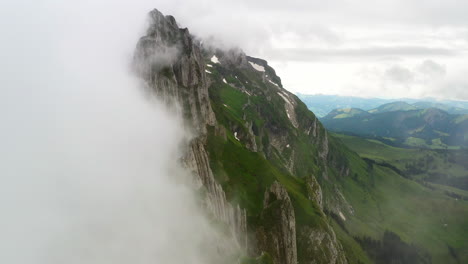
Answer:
[
  {"xmin": 134, "ymin": 9, "xmax": 216, "ymax": 134},
  {"xmin": 297, "ymin": 225, "xmax": 348, "ymax": 264},
  {"xmin": 133, "ymin": 9, "xmax": 247, "ymax": 257},
  {"xmin": 256, "ymin": 181, "xmax": 297, "ymax": 264},
  {"xmin": 133, "ymin": 8, "xmax": 348, "ymax": 264}
]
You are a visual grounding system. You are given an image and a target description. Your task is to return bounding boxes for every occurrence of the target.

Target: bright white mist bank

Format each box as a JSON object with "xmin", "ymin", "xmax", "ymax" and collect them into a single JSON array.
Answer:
[{"xmin": 0, "ymin": 1, "xmax": 224, "ymax": 263}]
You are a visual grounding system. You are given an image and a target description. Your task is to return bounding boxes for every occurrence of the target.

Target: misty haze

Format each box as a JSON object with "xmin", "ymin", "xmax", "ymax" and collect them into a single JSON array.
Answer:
[{"xmin": 1, "ymin": 1, "xmax": 467, "ymax": 264}]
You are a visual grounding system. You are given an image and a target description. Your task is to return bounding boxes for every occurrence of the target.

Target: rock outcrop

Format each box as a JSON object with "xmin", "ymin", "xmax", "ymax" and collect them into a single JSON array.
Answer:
[
  {"xmin": 298, "ymin": 225, "xmax": 348, "ymax": 264},
  {"xmin": 134, "ymin": 9, "xmax": 216, "ymax": 134},
  {"xmin": 306, "ymin": 175, "xmax": 323, "ymax": 210},
  {"xmin": 256, "ymin": 181, "xmax": 297, "ymax": 264}
]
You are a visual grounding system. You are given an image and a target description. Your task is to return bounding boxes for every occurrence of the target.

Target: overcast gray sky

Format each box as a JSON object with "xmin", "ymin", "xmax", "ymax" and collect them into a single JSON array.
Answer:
[
  {"xmin": 0, "ymin": 1, "xmax": 466, "ymax": 262},
  {"xmin": 153, "ymin": 0, "xmax": 468, "ymax": 100},
  {"xmin": 1, "ymin": 0, "xmax": 468, "ymax": 100}
]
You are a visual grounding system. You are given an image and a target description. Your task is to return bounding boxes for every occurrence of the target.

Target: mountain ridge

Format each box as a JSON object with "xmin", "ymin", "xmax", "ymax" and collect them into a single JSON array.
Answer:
[
  {"xmin": 298, "ymin": 94, "xmax": 468, "ymax": 117},
  {"xmin": 133, "ymin": 9, "xmax": 468, "ymax": 264},
  {"xmin": 134, "ymin": 9, "xmax": 349, "ymax": 264}
]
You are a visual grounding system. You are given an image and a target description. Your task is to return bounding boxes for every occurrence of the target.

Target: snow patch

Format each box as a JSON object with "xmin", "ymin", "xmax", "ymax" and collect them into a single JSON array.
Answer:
[
  {"xmin": 286, "ymin": 144, "xmax": 290, "ymax": 148},
  {"xmin": 223, "ymin": 104, "xmax": 228, "ymax": 108},
  {"xmin": 277, "ymin": 92, "xmax": 298, "ymax": 128},
  {"xmin": 223, "ymin": 78, "xmax": 227, "ymax": 84},
  {"xmin": 205, "ymin": 69, "xmax": 212, "ymax": 74},
  {"xmin": 210, "ymin": 55, "xmax": 220, "ymax": 64},
  {"xmin": 339, "ymin": 211, "xmax": 346, "ymax": 221},
  {"xmin": 268, "ymin": 79, "xmax": 279, "ymax": 87},
  {"xmin": 248, "ymin": 61, "xmax": 265, "ymax": 72},
  {"xmin": 206, "ymin": 64, "xmax": 213, "ymax": 68},
  {"xmin": 234, "ymin": 132, "xmax": 240, "ymax": 141},
  {"xmin": 277, "ymin": 92, "xmax": 292, "ymax": 105}
]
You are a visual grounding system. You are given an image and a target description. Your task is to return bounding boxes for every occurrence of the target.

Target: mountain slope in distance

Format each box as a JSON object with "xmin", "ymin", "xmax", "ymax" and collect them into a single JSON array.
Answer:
[
  {"xmin": 298, "ymin": 94, "xmax": 468, "ymax": 117},
  {"xmin": 322, "ymin": 107, "xmax": 468, "ymax": 149},
  {"xmin": 368, "ymin": 101, "xmax": 418, "ymax": 114},
  {"xmin": 324, "ymin": 108, "xmax": 371, "ymax": 119}
]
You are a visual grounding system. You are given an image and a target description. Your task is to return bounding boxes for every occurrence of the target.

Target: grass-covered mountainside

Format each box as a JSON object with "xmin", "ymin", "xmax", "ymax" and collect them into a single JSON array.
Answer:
[
  {"xmin": 136, "ymin": 9, "xmax": 468, "ymax": 264},
  {"xmin": 322, "ymin": 106, "xmax": 468, "ymax": 149},
  {"xmin": 332, "ymin": 133, "xmax": 468, "ymax": 261},
  {"xmin": 203, "ymin": 52, "xmax": 468, "ymax": 263},
  {"xmin": 204, "ymin": 52, "xmax": 350, "ymax": 264},
  {"xmin": 333, "ymin": 133, "xmax": 468, "ymax": 193}
]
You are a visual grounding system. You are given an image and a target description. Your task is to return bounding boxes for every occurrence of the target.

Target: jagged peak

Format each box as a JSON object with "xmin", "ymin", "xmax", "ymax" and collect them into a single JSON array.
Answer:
[
  {"xmin": 148, "ymin": 8, "xmax": 177, "ymax": 28},
  {"xmin": 145, "ymin": 9, "xmax": 193, "ymax": 43}
]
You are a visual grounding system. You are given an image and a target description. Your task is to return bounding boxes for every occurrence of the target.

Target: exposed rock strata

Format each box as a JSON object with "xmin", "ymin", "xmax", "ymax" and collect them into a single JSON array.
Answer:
[
  {"xmin": 298, "ymin": 226, "xmax": 348, "ymax": 264},
  {"xmin": 134, "ymin": 8, "xmax": 348, "ymax": 264},
  {"xmin": 134, "ymin": 9, "xmax": 247, "ymax": 252},
  {"xmin": 256, "ymin": 181, "xmax": 298, "ymax": 264}
]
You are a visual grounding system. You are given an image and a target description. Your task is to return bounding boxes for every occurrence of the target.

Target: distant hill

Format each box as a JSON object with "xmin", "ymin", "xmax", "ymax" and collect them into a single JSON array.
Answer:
[
  {"xmin": 322, "ymin": 107, "xmax": 468, "ymax": 148},
  {"xmin": 297, "ymin": 94, "xmax": 468, "ymax": 117},
  {"xmin": 368, "ymin": 101, "xmax": 418, "ymax": 114},
  {"xmin": 297, "ymin": 94, "xmax": 391, "ymax": 117},
  {"xmin": 368, "ymin": 101, "xmax": 468, "ymax": 115},
  {"xmin": 324, "ymin": 108, "xmax": 370, "ymax": 119},
  {"xmin": 413, "ymin": 101, "xmax": 468, "ymax": 115}
]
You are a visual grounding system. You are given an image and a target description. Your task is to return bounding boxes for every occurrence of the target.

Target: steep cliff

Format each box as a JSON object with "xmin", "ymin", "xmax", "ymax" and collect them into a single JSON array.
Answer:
[
  {"xmin": 132, "ymin": 8, "xmax": 354, "ymax": 264},
  {"xmin": 256, "ymin": 181, "xmax": 297, "ymax": 264},
  {"xmin": 132, "ymin": 9, "xmax": 468, "ymax": 264},
  {"xmin": 133, "ymin": 9, "xmax": 247, "ymax": 256}
]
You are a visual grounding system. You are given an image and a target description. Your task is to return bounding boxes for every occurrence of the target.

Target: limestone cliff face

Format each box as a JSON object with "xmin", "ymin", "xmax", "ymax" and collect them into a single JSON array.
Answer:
[
  {"xmin": 256, "ymin": 181, "xmax": 297, "ymax": 264},
  {"xmin": 133, "ymin": 9, "xmax": 246, "ymax": 253},
  {"xmin": 297, "ymin": 225, "xmax": 348, "ymax": 264},
  {"xmin": 134, "ymin": 8, "xmax": 348, "ymax": 264},
  {"xmin": 306, "ymin": 176, "xmax": 323, "ymax": 210},
  {"xmin": 184, "ymin": 137, "xmax": 247, "ymax": 250},
  {"xmin": 134, "ymin": 9, "xmax": 215, "ymax": 134}
]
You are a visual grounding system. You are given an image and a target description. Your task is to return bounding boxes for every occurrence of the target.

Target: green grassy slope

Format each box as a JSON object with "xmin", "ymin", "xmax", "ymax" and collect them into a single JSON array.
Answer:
[
  {"xmin": 333, "ymin": 133, "xmax": 468, "ymax": 188},
  {"xmin": 331, "ymin": 133, "xmax": 468, "ymax": 263},
  {"xmin": 342, "ymin": 163, "xmax": 468, "ymax": 263},
  {"xmin": 203, "ymin": 51, "xmax": 468, "ymax": 263},
  {"xmin": 205, "ymin": 53, "xmax": 340, "ymax": 263}
]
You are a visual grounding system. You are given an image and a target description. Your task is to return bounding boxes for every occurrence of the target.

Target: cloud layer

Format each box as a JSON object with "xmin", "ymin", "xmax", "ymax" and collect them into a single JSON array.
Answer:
[
  {"xmin": 0, "ymin": 1, "xmax": 232, "ymax": 263},
  {"xmin": 147, "ymin": 0, "xmax": 468, "ymax": 100},
  {"xmin": 2, "ymin": 0, "xmax": 467, "ymax": 100}
]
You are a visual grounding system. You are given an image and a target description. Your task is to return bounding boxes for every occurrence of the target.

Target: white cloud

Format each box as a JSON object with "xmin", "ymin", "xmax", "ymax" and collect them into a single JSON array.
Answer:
[
  {"xmin": 385, "ymin": 65, "xmax": 415, "ymax": 83},
  {"xmin": 0, "ymin": 1, "xmax": 235, "ymax": 263},
  {"xmin": 418, "ymin": 59, "xmax": 446, "ymax": 77},
  {"xmin": 2, "ymin": 0, "xmax": 468, "ymax": 100}
]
